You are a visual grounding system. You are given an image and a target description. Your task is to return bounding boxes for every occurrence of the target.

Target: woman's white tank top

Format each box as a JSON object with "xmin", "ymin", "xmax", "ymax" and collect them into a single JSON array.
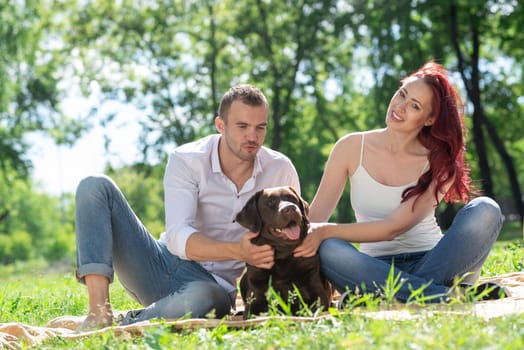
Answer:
[{"xmin": 350, "ymin": 132, "xmax": 442, "ymax": 257}]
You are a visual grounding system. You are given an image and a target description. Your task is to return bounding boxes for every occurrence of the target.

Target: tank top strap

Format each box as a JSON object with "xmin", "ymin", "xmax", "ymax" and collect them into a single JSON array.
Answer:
[
  {"xmin": 420, "ymin": 160, "xmax": 429, "ymax": 175},
  {"xmin": 359, "ymin": 133, "xmax": 365, "ymax": 167}
]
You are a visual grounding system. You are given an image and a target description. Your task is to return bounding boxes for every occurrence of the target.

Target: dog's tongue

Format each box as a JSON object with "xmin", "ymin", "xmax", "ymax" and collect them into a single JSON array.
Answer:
[{"xmin": 282, "ymin": 224, "xmax": 300, "ymax": 240}]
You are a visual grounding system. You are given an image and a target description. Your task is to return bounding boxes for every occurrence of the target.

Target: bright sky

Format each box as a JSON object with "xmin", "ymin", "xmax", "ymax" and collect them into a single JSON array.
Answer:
[{"xmin": 29, "ymin": 102, "xmax": 143, "ymax": 196}]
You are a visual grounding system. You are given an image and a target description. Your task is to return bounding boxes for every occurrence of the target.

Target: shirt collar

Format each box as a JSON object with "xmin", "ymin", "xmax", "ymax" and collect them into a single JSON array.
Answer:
[{"xmin": 211, "ymin": 136, "xmax": 222, "ymax": 173}]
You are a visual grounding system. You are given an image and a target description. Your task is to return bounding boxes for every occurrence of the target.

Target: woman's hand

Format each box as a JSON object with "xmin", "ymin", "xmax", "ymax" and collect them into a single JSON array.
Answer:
[{"xmin": 293, "ymin": 223, "xmax": 326, "ymax": 258}]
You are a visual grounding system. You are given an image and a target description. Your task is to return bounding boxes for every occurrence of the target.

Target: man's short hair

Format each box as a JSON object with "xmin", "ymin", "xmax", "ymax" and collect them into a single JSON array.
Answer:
[{"xmin": 218, "ymin": 84, "xmax": 268, "ymax": 122}]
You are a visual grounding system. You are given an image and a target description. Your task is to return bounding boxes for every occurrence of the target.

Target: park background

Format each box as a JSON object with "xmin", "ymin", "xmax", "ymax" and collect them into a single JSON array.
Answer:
[{"xmin": 0, "ymin": 0, "xmax": 522, "ymax": 267}]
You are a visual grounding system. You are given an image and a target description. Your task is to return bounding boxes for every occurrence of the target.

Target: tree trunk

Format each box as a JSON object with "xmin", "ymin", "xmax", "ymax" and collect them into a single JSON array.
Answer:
[
  {"xmin": 481, "ymin": 114, "xmax": 524, "ymax": 223},
  {"xmin": 449, "ymin": 3, "xmax": 522, "ymax": 224}
]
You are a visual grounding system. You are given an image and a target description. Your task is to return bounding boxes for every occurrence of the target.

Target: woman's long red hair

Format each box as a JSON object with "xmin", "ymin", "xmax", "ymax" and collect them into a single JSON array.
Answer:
[{"xmin": 401, "ymin": 62, "xmax": 472, "ymax": 205}]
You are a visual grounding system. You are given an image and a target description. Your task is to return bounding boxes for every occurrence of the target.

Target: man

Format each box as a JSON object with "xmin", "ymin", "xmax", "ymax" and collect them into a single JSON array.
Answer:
[{"xmin": 75, "ymin": 84, "xmax": 300, "ymax": 329}]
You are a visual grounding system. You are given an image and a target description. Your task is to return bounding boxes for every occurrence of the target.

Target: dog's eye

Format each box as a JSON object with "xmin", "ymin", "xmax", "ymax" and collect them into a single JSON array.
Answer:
[
  {"xmin": 282, "ymin": 195, "xmax": 297, "ymax": 203},
  {"xmin": 266, "ymin": 198, "xmax": 277, "ymax": 208}
]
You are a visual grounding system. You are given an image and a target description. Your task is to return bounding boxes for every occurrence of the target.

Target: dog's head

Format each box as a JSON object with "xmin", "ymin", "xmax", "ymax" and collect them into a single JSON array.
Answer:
[{"xmin": 236, "ymin": 186, "xmax": 310, "ymax": 248}]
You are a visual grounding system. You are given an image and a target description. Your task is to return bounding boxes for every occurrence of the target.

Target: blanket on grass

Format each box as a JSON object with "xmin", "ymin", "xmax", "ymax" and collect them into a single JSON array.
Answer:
[{"xmin": 1, "ymin": 272, "xmax": 523, "ymax": 349}]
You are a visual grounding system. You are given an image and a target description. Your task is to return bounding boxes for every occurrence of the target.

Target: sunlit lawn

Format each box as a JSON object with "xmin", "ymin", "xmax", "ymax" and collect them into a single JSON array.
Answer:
[{"xmin": 0, "ymin": 220, "xmax": 522, "ymax": 349}]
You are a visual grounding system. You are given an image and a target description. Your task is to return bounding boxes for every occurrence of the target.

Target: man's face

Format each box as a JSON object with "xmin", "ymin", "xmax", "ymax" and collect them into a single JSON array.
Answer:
[{"xmin": 216, "ymin": 100, "xmax": 268, "ymax": 162}]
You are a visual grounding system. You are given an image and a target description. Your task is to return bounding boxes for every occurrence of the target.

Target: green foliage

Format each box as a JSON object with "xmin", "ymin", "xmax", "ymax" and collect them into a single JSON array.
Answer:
[
  {"xmin": 0, "ymin": 234, "xmax": 12, "ymax": 264},
  {"xmin": 9, "ymin": 231, "xmax": 33, "ymax": 262},
  {"xmin": 482, "ymin": 241, "xmax": 524, "ymax": 275},
  {"xmin": 0, "ymin": 262, "xmax": 140, "ymax": 325},
  {"xmin": 43, "ymin": 230, "xmax": 73, "ymax": 262},
  {"xmin": 264, "ymin": 283, "xmax": 316, "ymax": 318},
  {"xmin": 106, "ymin": 164, "xmax": 165, "ymax": 237},
  {"xmin": 498, "ymin": 219, "xmax": 524, "ymax": 241},
  {"xmin": 0, "ymin": 239, "xmax": 523, "ymax": 348},
  {"xmin": 41, "ymin": 0, "xmax": 522, "ymax": 223},
  {"xmin": 1, "ymin": 0, "xmax": 523, "ymax": 264},
  {"xmin": 0, "ymin": 1, "xmax": 87, "ymax": 179},
  {"xmin": 0, "ymin": 1, "xmax": 522, "ymax": 346},
  {"xmin": 381, "ymin": 263, "xmax": 404, "ymax": 304},
  {"xmin": 0, "ymin": 175, "xmax": 75, "ymax": 265}
]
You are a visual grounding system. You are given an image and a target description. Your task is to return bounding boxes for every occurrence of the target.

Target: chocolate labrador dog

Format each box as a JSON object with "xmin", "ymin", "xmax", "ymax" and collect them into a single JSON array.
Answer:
[{"xmin": 236, "ymin": 186, "xmax": 332, "ymax": 318}]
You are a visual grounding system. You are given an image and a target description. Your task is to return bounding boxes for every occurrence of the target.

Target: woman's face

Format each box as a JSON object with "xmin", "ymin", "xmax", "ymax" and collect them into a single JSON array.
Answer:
[{"xmin": 386, "ymin": 77, "xmax": 435, "ymax": 132}]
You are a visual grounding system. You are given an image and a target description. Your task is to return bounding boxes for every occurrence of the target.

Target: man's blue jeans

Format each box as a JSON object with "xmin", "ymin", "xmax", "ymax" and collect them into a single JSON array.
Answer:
[
  {"xmin": 75, "ymin": 175, "xmax": 232, "ymax": 324},
  {"xmin": 319, "ymin": 197, "xmax": 504, "ymax": 302}
]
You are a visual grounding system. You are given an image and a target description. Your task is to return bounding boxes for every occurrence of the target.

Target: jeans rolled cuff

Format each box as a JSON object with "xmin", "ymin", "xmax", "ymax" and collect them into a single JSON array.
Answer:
[{"xmin": 76, "ymin": 263, "xmax": 114, "ymax": 284}]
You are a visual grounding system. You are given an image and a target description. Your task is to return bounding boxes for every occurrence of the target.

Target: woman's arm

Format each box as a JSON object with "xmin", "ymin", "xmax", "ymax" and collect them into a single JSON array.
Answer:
[
  {"xmin": 317, "ymin": 182, "xmax": 442, "ymax": 242},
  {"xmin": 295, "ymin": 184, "xmax": 443, "ymax": 257},
  {"xmin": 309, "ymin": 133, "xmax": 361, "ymax": 222},
  {"xmin": 297, "ymin": 129, "xmax": 450, "ymax": 257}
]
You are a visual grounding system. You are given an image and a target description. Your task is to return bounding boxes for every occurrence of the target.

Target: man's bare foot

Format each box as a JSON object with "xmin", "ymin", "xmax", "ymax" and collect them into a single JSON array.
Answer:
[{"xmin": 77, "ymin": 312, "xmax": 114, "ymax": 332}]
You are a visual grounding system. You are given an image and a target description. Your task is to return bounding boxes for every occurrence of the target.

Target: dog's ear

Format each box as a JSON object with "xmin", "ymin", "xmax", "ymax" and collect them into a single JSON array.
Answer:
[
  {"xmin": 235, "ymin": 190, "xmax": 263, "ymax": 232},
  {"xmin": 288, "ymin": 186, "xmax": 309, "ymax": 218}
]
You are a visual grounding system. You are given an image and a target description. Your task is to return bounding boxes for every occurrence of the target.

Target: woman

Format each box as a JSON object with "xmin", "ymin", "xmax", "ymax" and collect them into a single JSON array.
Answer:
[{"xmin": 294, "ymin": 61, "xmax": 506, "ymax": 304}]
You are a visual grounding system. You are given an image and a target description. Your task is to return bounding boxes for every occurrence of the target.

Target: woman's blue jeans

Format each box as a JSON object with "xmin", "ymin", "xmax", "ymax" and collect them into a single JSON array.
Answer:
[
  {"xmin": 319, "ymin": 197, "xmax": 504, "ymax": 302},
  {"xmin": 75, "ymin": 175, "xmax": 232, "ymax": 324}
]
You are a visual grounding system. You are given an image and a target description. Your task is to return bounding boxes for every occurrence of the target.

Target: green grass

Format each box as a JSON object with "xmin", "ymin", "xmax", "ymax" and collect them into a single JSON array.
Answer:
[{"xmin": 1, "ymin": 225, "xmax": 523, "ymax": 349}]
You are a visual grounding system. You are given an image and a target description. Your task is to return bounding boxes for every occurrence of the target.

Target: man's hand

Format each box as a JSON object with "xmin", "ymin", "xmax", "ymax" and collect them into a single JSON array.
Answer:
[{"xmin": 240, "ymin": 232, "xmax": 275, "ymax": 269}]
